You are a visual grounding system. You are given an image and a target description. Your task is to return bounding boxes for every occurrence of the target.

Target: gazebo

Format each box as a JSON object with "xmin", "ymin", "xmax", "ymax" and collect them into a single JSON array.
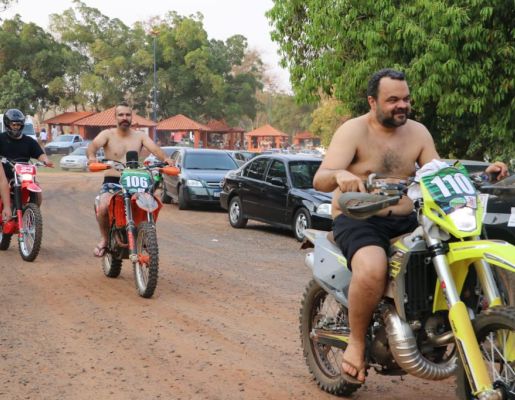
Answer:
[
  {"xmin": 156, "ymin": 114, "xmax": 211, "ymax": 148},
  {"xmin": 205, "ymin": 119, "xmax": 245, "ymax": 149},
  {"xmin": 245, "ymin": 124, "xmax": 289, "ymax": 152},
  {"xmin": 293, "ymin": 131, "xmax": 320, "ymax": 149},
  {"xmin": 74, "ymin": 107, "xmax": 157, "ymax": 140},
  {"xmin": 42, "ymin": 111, "xmax": 95, "ymax": 139}
]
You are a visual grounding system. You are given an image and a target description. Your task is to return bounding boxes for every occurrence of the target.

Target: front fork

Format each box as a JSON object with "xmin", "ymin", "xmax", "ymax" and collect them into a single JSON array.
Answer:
[
  {"xmin": 427, "ymin": 235, "xmax": 495, "ymax": 397},
  {"xmin": 123, "ymin": 193, "xmax": 138, "ymax": 263},
  {"xmin": 13, "ymin": 184, "xmax": 25, "ymax": 240}
]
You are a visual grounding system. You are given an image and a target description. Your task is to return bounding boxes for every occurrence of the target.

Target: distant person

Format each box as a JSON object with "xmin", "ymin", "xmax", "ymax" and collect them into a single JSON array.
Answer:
[
  {"xmin": 51, "ymin": 125, "xmax": 58, "ymax": 140},
  {"xmin": 39, "ymin": 128, "xmax": 48, "ymax": 146}
]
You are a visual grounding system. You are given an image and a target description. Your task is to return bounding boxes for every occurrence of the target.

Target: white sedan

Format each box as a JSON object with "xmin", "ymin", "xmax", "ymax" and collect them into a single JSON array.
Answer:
[{"xmin": 59, "ymin": 147, "xmax": 104, "ymax": 171}]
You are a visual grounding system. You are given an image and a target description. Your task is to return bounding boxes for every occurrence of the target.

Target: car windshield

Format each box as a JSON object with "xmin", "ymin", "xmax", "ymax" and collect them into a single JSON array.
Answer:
[
  {"xmin": 289, "ymin": 161, "xmax": 321, "ymax": 189},
  {"xmin": 70, "ymin": 147, "xmax": 87, "ymax": 156},
  {"xmin": 54, "ymin": 136, "xmax": 74, "ymax": 142},
  {"xmin": 184, "ymin": 153, "xmax": 238, "ymax": 170}
]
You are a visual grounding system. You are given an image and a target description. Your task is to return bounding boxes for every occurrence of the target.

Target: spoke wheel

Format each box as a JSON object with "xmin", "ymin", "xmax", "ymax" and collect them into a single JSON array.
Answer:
[
  {"xmin": 18, "ymin": 203, "xmax": 43, "ymax": 262},
  {"xmin": 133, "ymin": 221, "xmax": 159, "ymax": 298},
  {"xmin": 456, "ymin": 306, "xmax": 515, "ymax": 399},
  {"xmin": 300, "ymin": 279, "xmax": 360, "ymax": 396}
]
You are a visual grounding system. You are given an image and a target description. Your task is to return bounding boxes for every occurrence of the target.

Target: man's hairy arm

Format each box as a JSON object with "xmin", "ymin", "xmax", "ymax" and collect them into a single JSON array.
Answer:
[
  {"xmin": 87, "ymin": 130, "xmax": 109, "ymax": 162},
  {"xmin": 313, "ymin": 121, "xmax": 365, "ymax": 193},
  {"xmin": 416, "ymin": 124, "xmax": 440, "ymax": 167},
  {"xmin": 141, "ymin": 134, "xmax": 173, "ymax": 164}
]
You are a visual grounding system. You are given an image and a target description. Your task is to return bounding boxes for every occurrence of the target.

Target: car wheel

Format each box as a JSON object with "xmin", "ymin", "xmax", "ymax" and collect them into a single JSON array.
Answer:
[
  {"xmin": 178, "ymin": 185, "xmax": 189, "ymax": 210},
  {"xmin": 161, "ymin": 184, "xmax": 172, "ymax": 204},
  {"xmin": 228, "ymin": 196, "xmax": 247, "ymax": 228},
  {"xmin": 293, "ymin": 207, "xmax": 311, "ymax": 242}
]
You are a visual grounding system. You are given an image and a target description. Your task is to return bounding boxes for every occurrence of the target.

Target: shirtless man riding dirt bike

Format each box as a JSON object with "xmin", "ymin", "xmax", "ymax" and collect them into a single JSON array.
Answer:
[
  {"xmin": 86, "ymin": 102, "xmax": 173, "ymax": 258},
  {"xmin": 313, "ymin": 68, "xmax": 508, "ymax": 384}
]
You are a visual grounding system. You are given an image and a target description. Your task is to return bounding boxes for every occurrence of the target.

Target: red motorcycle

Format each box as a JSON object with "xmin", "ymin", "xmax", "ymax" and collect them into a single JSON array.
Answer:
[
  {"xmin": 89, "ymin": 152, "xmax": 179, "ymax": 298},
  {"xmin": 0, "ymin": 158, "xmax": 47, "ymax": 262}
]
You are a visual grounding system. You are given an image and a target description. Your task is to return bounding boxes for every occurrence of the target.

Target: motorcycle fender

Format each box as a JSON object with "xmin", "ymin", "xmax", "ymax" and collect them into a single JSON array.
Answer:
[
  {"xmin": 433, "ymin": 240, "xmax": 515, "ymax": 312},
  {"xmin": 310, "ymin": 231, "xmax": 352, "ymax": 306},
  {"xmin": 26, "ymin": 183, "xmax": 42, "ymax": 193}
]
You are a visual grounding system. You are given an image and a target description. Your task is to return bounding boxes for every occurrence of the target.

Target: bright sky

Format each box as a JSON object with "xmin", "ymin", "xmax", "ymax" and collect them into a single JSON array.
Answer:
[{"xmin": 3, "ymin": 0, "xmax": 291, "ymax": 92}]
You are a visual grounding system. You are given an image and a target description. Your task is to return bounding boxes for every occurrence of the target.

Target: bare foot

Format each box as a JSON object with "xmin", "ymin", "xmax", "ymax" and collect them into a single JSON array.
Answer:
[
  {"xmin": 341, "ymin": 343, "xmax": 366, "ymax": 384},
  {"xmin": 93, "ymin": 240, "xmax": 107, "ymax": 257}
]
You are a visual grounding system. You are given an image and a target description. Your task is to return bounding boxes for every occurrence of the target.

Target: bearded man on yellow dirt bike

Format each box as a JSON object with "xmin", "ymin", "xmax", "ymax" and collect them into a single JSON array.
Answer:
[{"xmin": 313, "ymin": 68, "xmax": 509, "ymax": 386}]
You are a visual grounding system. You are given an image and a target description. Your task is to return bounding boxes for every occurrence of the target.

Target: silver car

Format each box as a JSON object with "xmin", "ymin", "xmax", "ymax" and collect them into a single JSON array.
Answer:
[{"xmin": 59, "ymin": 146, "xmax": 104, "ymax": 171}]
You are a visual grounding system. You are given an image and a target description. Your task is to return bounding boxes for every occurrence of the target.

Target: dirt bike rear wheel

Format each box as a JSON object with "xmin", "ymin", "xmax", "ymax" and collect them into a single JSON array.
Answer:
[
  {"xmin": 18, "ymin": 203, "xmax": 42, "ymax": 262},
  {"xmin": 0, "ymin": 231, "xmax": 12, "ymax": 250},
  {"xmin": 133, "ymin": 221, "xmax": 159, "ymax": 298},
  {"xmin": 456, "ymin": 306, "xmax": 515, "ymax": 399},
  {"xmin": 299, "ymin": 279, "xmax": 361, "ymax": 396}
]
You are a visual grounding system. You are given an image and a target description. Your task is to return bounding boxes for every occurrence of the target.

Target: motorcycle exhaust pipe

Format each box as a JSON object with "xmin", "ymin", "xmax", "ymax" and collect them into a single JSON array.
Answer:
[{"xmin": 382, "ymin": 304, "xmax": 456, "ymax": 380}]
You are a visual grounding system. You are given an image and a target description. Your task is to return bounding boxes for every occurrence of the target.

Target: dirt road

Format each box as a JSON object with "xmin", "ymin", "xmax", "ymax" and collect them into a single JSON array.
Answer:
[{"xmin": 0, "ymin": 172, "xmax": 456, "ymax": 399}]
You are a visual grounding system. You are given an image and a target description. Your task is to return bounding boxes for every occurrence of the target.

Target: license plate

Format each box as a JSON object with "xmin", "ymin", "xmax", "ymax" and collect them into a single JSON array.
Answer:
[{"xmin": 213, "ymin": 191, "xmax": 220, "ymax": 198}]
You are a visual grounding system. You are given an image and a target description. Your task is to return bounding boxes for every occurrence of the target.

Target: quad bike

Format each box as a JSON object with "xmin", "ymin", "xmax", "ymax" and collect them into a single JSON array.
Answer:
[
  {"xmin": 89, "ymin": 151, "xmax": 179, "ymax": 298},
  {"xmin": 0, "ymin": 157, "xmax": 48, "ymax": 261},
  {"xmin": 300, "ymin": 165, "xmax": 514, "ymax": 399}
]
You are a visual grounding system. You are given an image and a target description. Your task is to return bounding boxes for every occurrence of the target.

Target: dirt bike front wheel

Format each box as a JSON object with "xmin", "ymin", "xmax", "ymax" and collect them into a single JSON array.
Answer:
[
  {"xmin": 19, "ymin": 203, "xmax": 43, "ymax": 262},
  {"xmin": 133, "ymin": 221, "xmax": 159, "ymax": 298},
  {"xmin": 456, "ymin": 306, "xmax": 515, "ymax": 399},
  {"xmin": 299, "ymin": 279, "xmax": 361, "ymax": 396}
]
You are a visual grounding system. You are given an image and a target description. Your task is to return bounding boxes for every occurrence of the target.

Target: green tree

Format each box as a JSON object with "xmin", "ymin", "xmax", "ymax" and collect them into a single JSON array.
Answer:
[
  {"xmin": 310, "ymin": 98, "xmax": 349, "ymax": 147},
  {"xmin": 0, "ymin": 15, "xmax": 69, "ymax": 113},
  {"xmin": 267, "ymin": 0, "xmax": 514, "ymax": 160},
  {"xmin": 0, "ymin": 70, "xmax": 35, "ymax": 111}
]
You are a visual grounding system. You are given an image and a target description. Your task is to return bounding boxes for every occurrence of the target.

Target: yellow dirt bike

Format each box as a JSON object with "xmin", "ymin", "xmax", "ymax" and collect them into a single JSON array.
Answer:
[{"xmin": 300, "ymin": 165, "xmax": 514, "ymax": 399}]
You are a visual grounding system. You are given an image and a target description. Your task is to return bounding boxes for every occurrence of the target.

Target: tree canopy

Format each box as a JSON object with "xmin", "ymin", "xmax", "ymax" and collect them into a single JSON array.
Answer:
[{"xmin": 267, "ymin": 0, "xmax": 514, "ymax": 160}]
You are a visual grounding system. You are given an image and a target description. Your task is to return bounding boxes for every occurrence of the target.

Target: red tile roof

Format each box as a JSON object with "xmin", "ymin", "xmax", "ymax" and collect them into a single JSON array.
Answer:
[
  {"xmin": 42, "ymin": 111, "xmax": 95, "ymax": 125},
  {"xmin": 294, "ymin": 131, "xmax": 315, "ymax": 140},
  {"xmin": 245, "ymin": 124, "xmax": 288, "ymax": 137},
  {"xmin": 206, "ymin": 119, "xmax": 244, "ymax": 133},
  {"xmin": 74, "ymin": 107, "xmax": 156, "ymax": 127},
  {"xmin": 157, "ymin": 114, "xmax": 210, "ymax": 131}
]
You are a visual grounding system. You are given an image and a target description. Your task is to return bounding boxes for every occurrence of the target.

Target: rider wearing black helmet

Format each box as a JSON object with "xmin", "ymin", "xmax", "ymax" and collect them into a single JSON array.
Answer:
[{"xmin": 0, "ymin": 109, "xmax": 53, "ymax": 204}]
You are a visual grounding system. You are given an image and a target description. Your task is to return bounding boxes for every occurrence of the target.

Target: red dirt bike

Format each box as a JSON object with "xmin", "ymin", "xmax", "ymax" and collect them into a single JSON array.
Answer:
[
  {"xmin": 0, "ymin": 157, "xmax": 47, "ymax": 262},
  {"xmin": 89, "ymin": 151, "xmax": 179, "ymax": 298}
]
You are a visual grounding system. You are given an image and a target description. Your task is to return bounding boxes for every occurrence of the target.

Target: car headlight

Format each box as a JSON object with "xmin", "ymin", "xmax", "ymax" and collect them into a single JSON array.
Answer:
[
  {"xmin": 448, "ymin": 207, "xmax": 477, "ymax": 232},
  {"xmin": 316, "ymin": 203, "xmax": 332, "ymax": 215},
  {"xmin": 185, "ymin": 179, "xmax": 203, "ymax": 187}
]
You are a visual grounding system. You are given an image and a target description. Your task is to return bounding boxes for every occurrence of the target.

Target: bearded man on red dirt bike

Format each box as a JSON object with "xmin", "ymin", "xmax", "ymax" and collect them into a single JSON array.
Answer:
[
  {"xmin": 86, "ymin": 102, "xmax": 173, "ymax": 258},
  {"xmin": 0, "ymin": 109, "xmax": 54, "ymax": 206}
]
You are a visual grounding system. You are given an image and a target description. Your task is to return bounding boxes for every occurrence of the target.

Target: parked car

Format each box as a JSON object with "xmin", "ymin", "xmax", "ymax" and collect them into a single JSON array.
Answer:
[
  {"xmin": 45, "ymin": 134, "xmax": 83, "ymax": 155},
  {"xmin": 59, "ymin": 146, "xmax": 104, "ymax": 171},
  {"xmin": 220, "ymin": 154, "xmax": 332, "ymax": 241},
  {"xmin": 226, "ymin": 150, "xmax": 260, "ymax": 166},
  {"xmin": 143, "ymin": 146, "xmax": 180, "ymax": 164},
  {"xmin": 160, "ymin": 148, "xmax": 239, "ymax": 209}
]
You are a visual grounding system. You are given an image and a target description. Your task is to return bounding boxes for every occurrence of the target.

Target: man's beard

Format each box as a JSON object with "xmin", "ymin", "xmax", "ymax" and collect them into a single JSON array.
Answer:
[
  {"xmin": 118, "ymin": 120, "xmax": 131, "ymax": 131},
  {"xmin": 377, "ymin": 108, "xmax": 408, "ymax": 128}
]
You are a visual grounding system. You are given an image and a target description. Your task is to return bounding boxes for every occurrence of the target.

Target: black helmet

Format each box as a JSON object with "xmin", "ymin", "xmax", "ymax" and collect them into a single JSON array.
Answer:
[{"xmin": 4, "ymin": 108, "xmax": 25, "ymax": 139}]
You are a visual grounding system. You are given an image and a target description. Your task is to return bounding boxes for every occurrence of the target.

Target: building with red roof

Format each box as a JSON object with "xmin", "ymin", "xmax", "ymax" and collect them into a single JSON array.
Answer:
[
  {"xmin": 156, "ymin": 114, "xmax": 211, "ymax": 148},
  {"xmin": 245, "ymin": 124, "xmax": 289, "ymax": 151},
  {"xmin": 42, "ymin": 111, "xmax": 95, "ymax": 139},
  {"xmin": 293, "ymin": 131, "xmax": 320, "ymax": 149},
  {"xmin": 74, "ymin": 107, "xmax": 156, "ymax": 140},
  {"xmin": 205, "ymin": 119, "xmax": 245, "ymax": 149}
]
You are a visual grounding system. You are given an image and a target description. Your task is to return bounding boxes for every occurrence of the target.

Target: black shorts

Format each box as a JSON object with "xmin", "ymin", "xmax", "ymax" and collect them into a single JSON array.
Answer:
[{"xmin": 332, "ymin": 213, "xmax": 418, "ymax": 269}]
